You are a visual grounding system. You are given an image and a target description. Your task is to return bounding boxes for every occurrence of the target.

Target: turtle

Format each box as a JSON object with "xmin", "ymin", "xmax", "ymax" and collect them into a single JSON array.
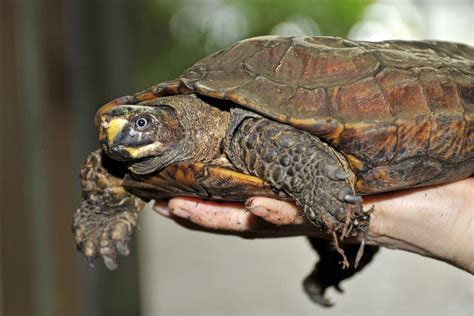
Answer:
[{"xmin": 74, "ymin": 36, "xmax": 474, "ymax": 306}]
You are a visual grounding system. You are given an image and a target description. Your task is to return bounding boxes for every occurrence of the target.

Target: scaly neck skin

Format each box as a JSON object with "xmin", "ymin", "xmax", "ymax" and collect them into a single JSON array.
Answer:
[
  {"xmin": 175, "ymin": 95, "xmax": 230, "ymax": 163},
  {"xmin": 128, "ymin": 95, "xmax": 230, "ymax": 175}
]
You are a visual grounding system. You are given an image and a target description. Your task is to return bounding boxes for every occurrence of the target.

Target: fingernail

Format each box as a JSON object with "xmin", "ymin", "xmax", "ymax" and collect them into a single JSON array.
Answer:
[
  {"xmin": 171, "ymin": 207, "xmax": 190, "ymax": 219},
  {"xmin": 153, "ymin": 205, "xmax": 171, "ymax": 217}
]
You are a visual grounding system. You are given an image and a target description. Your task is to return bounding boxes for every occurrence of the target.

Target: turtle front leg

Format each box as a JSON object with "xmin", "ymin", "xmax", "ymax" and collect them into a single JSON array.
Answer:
[
  {"xmin": 226, "ymin": 114, "xmax": 369, "ymax": 241},
  {"xmin": 73, "ymin": 149, "xmax": 145, "ymax": 270}
]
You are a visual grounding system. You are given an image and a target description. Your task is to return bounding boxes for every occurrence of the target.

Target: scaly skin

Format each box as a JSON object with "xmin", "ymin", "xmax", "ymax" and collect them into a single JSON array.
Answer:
[
  {"xmin": 225, "ymin": 110, "xmax": 369, "ymax": 236},
  {"xmin": 73, "ymin": 149, "xmax": 145, "ymax": 269}
]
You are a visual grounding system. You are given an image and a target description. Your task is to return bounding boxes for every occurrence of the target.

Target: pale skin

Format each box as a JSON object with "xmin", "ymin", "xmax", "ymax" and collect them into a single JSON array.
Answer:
[{"xmin": 154, "ymin": 177, "xmax": 474, "ymax": 274}]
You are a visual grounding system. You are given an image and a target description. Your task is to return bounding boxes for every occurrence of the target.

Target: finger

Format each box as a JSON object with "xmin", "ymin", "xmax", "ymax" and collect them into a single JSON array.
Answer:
[
  {"xmin": 246, "ymin": 197, "xmax": 359, "ymax": 240},
  {"xmin": 246, "ymin": 197, "xmax": 305, "ymax": 225},
  {"xmin": 167, "ymin": 197, "xmax": 335, "ymax": 239},
  {"xmin": 168, "ymin": 197, "xmax": 255, "ymax": 231}
]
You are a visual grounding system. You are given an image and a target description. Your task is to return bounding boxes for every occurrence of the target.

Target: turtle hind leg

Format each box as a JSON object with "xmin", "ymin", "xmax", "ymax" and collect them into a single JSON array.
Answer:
[
  {"xmin": 226, "ymin": 115, "xmax": 368, "ymax": 235},
  {"xmin": 73, "ymin": 149, "xmax": 145, "ymax": 270},
  {"xmin": 303, "ymin": 237, "xmax": 379, "ymax": 307}
]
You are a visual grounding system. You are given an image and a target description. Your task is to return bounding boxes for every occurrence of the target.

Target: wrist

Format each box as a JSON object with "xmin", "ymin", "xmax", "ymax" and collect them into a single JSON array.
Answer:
[{"xmin": 364, "ymin": 179, "xmax": 474, "ymax": 273}]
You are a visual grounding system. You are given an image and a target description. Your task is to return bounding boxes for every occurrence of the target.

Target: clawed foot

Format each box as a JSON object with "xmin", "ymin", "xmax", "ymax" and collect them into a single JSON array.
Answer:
[
  {"xmin": 73, "ymin": 201, "xmax": 141, "ymax": 270},
  {"xmin": 74, "ymin": 149, "xmax": 145, "ymax": 270}
]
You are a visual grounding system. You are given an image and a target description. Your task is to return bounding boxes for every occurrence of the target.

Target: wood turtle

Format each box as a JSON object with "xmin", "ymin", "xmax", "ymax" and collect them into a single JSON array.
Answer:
[{"xmin": 74, "ymin": 36, "xmax": 473, "ymax": 306}]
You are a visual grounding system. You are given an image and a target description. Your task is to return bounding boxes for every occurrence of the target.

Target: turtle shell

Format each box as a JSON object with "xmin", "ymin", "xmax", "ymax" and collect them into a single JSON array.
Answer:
[
  {"xmin": 97, "ymin": 36, "xmax": 474, "ymax": 194},
  {"xmin": 122, "ymin": 162, "xmax": 289, "ymax": 201}
]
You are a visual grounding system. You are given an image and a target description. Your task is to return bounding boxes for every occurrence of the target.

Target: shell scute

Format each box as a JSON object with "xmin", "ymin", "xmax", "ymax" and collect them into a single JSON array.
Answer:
[
  {"xmin": 291, "ymin": 87, "xmax": 331, "ymax": 117},
  {"xmin": 418, "ymin": 67, "xmax": 462, "ymax": 112},
  {"xmin": 229, "ymin": 76, "xmax": 296, "ymax": 121},
  {"xmin": 193, "ymin": 68, "xmax": 254, "ymax": 97},
  {"xmin": 328, "ymin": 77, "xmax": 392, "ymax": 121},
  {"xmin": 392, "ymin": 115, "xmax": 430, "ymax": 163},
  {"xmin": 355, "ymin": 158, "xmax": 443, "ymax": 193},
  {"xmin": 244, "ymin": 38, "xmax": 293, "ymax": 78},
  {"xmin": 337, "ymin": 122, "xmax": 398, "ymax": 167},
  {"xmin": 458, "ymin": 114, "xmax": 474, "ymax": 162},
  {"xmin": 271, "ymin": 40, "xmax": 380, "ymax": 88},
  {"xmin": 376, "ymin": 68, "xmax": 430, "ymax": 117},
  {"xmin": 429, "ymin": 113, "xmax": 466, "ymax": 162}
]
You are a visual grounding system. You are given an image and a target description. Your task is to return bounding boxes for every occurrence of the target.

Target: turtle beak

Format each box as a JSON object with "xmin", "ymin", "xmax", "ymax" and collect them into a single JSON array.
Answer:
[
  {"xmin": 99, "ymin": 116, "xmax": 130, "ymax": 159},
  {"xmin": 100, "ymin": 116, "xmax": 127, "ymax": 145}
]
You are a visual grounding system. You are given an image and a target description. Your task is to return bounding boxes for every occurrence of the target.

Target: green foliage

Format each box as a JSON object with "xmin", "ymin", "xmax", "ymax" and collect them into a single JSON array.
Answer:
[{"xmin": 130, "ymin": 0, "xmax": 373, "ymax": 87}]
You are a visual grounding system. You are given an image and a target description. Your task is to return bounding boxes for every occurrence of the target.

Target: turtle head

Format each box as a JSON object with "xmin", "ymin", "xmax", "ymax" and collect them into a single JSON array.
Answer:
[{"xmin": 99, "ymin": 104, "xmax": 184, "ymax": 164}]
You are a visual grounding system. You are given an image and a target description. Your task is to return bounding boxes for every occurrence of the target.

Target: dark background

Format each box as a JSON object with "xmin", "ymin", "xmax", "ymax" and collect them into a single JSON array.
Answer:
[{"xmin": 1, "ymin": 1, "xmax": 472, "ymax": 315}]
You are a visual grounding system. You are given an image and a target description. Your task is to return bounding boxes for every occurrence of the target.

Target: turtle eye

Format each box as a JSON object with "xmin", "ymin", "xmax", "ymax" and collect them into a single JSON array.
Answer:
[{"xmin": 135, "ymin": 117, "xmax": 149, "ymax": 130}]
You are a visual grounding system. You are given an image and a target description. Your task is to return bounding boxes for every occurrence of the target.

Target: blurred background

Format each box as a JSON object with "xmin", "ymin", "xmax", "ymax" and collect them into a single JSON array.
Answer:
[{"xmin": 1, "ymin": 0, "xmax": 473, "ymax": 315}]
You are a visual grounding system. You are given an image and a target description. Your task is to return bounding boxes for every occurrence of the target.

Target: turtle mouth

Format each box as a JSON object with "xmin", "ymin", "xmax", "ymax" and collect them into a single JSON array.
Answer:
[
  {"xmin": 128, "ymin": 152, "xmax": 177, "ymax": 175},
  {"xmin": 106, "ymin": 145, "xmax": 134, "ymax": 161},
  {"xmin": 105, "ymin": 142, "xmax": 166, "ymax": 162}
]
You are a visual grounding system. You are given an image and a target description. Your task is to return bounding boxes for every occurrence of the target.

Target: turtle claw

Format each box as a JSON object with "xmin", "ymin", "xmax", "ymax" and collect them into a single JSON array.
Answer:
[
  {"xmin": 73, "ymin": 198, "xmax": 141, "ymax": 270},
  {"xmin": 85, "ymin": 256, "xmax": 95, "ymax": 268},
  {"xmin": 117, "ymin": 241, "xmax": 130, "ymax": 256},
  {"xmin": 103, "ymin": 256, "xmax": 118, "ymax": 270},
  {"xmin": 333, "ymin": 187, "xmax": 362, "ymax": 205},
  {"xmin": 335, "ymin": 170, "xmax": 349, "ymax": 180},
  {"xmin": 344, "ymin": 194, "xmax": 363, "ymax": 204},
  {"xmin": 323, "ymin": 163, "xmax": 349, "ymax": 181}
]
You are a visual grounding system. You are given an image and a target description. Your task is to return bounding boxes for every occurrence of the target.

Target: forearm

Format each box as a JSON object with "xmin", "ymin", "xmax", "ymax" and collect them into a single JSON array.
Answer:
[{"xmin": 365, "ymin": 178, "xmax": 474, "ymax": 273}]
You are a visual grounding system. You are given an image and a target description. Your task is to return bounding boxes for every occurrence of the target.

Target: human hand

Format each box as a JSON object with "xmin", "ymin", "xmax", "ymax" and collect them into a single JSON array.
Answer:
[{"xmin": 154, "ymin": 178, "xmax": 474, "ymax": 273}]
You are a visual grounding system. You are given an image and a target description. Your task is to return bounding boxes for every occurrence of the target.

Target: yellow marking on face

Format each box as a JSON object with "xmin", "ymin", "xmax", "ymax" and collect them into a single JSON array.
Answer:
[
  {"xmin": 124, "ymin": 146, "xmax": 140, "ymax": 158},
  {"xmin": 107, "ymin": 118, "xmax": 128, "ymax": 145},
  {"xmin": 123, "ymin": 142, "xmax": 164, "ymax": 159}
]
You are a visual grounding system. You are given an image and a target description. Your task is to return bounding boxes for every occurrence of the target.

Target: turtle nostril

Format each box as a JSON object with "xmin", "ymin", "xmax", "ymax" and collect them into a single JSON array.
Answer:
[{"xmin": 99, "ymin": 126, "xmax": 108, "ymax": 140}]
